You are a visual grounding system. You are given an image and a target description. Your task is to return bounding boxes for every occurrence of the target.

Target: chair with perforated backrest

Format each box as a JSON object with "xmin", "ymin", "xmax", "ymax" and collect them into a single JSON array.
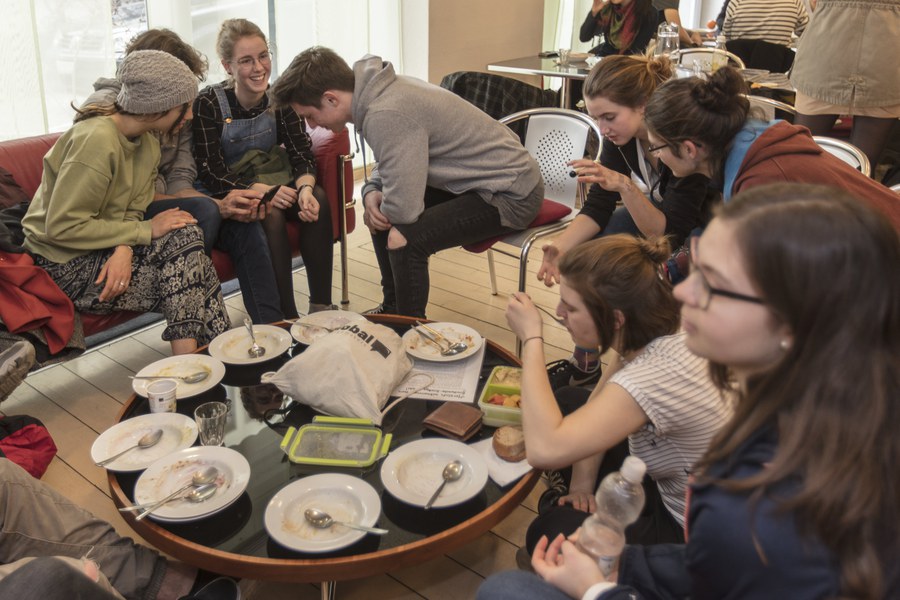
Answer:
[
  {"xmin": 813, "ymin": 136, "xmax": 871, "ymax": 177},
  {"xmin": 672, "ymin": 48, "xmax": 747, "ymax": 71},
  {"xmin": 744, "ymin": 94, "xmax": 797, "ymax": 122},
  {"xmin": 463, "ymin": 108, "xmax": 601, "ymax": 355}
]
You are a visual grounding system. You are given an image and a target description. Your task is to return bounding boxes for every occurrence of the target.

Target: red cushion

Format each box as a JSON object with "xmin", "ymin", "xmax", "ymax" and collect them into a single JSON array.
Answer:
[
  {"xmin": 82, "ymin": 311, "xmax": 144, "ymax": 337},
  {"xmin": 463, "ymin": 199, "xmax": 572, "ymax": 253}
]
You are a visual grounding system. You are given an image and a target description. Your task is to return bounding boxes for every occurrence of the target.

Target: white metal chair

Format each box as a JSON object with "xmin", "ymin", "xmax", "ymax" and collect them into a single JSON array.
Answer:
[
  {"xmin": 744, "ymin": 94, "xmax": 797, "ymax": 122},
  {"xmin": 812, "ymin": 136, "xmax": 871, "ymax": 177},
  {"xmin": 464, "ymin": 108, "xmax": 602, "ymax": 303},
  {"xmin": 672, "ymin": 48, "xmax": 747, "ymax": 71}
]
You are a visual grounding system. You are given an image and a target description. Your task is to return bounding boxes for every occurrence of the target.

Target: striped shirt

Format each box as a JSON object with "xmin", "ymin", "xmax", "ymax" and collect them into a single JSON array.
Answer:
[
  {"xmin": 610, "ymin": 332, "xmax": 733, "ymax": 526},
  {"xmin": 724, "ymin": 0, "xmax": 808, "ymax": 46}
]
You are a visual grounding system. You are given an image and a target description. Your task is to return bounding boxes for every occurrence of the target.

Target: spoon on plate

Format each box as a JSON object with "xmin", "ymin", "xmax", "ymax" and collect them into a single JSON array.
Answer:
[
  {"xmin": 424, "ymin": 460, "xmax": 464, "ymax": 509},
  {"xmin": 96, "ymin": 429, "xmax": 163, "ymax": 467},
  {"xmin": 303, "ymin": 508, "xmax": 389, "ymax": 535},
  {"xmin": 244, "ymin": 318, "xmax": 266, "ymax": 358},
  {"xmin": 119, "ymin": 482, "xmax": 218, "ymax": 512},
  {"xmin": 134, "ymin": 466, "xmax": 219, "ymax": 521},
  {"xmin": 129, "ymin": 372, "xmax": 209, "ymax": 384},
  {"xmin": 414, "ymin": 321, "xmax": 468, "ymax": 356}
]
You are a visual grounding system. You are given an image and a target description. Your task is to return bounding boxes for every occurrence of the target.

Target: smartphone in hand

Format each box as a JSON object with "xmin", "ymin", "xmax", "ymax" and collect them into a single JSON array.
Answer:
[{"xmin": 260, "ymin": 185, "xmax": 280, "ymax": 204}]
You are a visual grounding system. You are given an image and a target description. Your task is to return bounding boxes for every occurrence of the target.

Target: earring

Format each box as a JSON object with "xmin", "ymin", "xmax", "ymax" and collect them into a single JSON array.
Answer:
[{"xmin": 780, "ymin": 339, "xmax": 790, "ymax": 350}]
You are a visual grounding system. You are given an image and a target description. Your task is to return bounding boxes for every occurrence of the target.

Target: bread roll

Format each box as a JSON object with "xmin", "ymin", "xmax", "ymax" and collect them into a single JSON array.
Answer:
[{"xmin": 492, "ymin": 425, "xmax": 526, "ymax": 462}]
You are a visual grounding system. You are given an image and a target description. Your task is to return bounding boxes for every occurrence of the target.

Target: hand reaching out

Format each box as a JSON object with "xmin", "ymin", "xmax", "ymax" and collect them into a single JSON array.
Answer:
[{"xmin": 537, "ymin": 243, "xmax": 562, "ymax": 287}]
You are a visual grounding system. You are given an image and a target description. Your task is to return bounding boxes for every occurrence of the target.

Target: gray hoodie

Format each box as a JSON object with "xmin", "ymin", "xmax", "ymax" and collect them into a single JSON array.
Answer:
[{"xmin": 354, "ymin": 56, "xmax": 542, "ymax": 229}]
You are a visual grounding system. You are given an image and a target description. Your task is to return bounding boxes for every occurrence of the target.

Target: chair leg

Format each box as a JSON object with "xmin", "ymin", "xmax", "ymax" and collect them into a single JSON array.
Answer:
[
  {"xmin": 339, "ymin": 153, "xmax": 354, "ymax": 305},
  {"xmin": 487, "ymin": 249, "xmax": 498, "ymax": 295}
]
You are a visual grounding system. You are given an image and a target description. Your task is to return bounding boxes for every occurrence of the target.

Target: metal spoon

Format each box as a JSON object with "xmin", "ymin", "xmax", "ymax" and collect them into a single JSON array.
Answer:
[
  {"xmin": 414, "ymin": 321, "xmax": 468, "ymax": 356},
  {"xmin": 244, "ymin": 318, "xmax": 265, "ymax": 358},
  {"xmin": 424, "ymin": 460, "xmax": 464, "ymax": 509},
  {"xmin": 134, "ymin": 466, "xmax": 219, "ymax": 521},
  {"xmin": 303, "ymin": 508, "xmax": 389, "ymax": 535},
  {"xmin": 129, "ymin": 371, "xmax": 209, "ymax": 384},
  {"xmin": 119, "ymin": 482, "xmax": 218, "ymax": 512},
  {"xmin": 95, "ymin": 429, "xmax": 163, "ymax": 467}
]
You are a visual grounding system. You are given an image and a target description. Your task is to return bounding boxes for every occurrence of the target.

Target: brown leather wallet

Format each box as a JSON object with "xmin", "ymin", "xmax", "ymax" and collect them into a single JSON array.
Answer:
[{"xmin": 422, "ymin": 402, "xmax": 483, "ymax": 442}]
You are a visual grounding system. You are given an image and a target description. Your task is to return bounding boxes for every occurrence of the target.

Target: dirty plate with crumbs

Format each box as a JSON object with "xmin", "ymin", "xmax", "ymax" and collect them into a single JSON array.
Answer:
[
  {"xmin": 264, "ymin": 473, "xmax": 382, "ymax": 552},
  {"xmin": 401, "ymin": 322, "xmax": 483, "ymax": 362}
]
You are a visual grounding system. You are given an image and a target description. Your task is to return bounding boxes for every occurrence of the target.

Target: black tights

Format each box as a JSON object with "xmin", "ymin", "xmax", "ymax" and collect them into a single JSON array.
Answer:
[
  {"xmin": 260, "ymin": 185, "xmax": 334, "ymax": 319},
  {"xmin": 794, "ymin": 113, "xmax": 895, "ymax": 169}
]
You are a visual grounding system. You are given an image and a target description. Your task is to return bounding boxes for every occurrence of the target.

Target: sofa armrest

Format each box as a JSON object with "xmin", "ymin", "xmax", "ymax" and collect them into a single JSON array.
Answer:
[{"xmin": 0, "ymin": 133, "xmax": 61, "ymax": 199}]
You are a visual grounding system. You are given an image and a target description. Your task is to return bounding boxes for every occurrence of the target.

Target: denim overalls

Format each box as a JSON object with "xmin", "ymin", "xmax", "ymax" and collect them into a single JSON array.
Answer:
[{"xmin": 212, "ymin": 83, "xmax": 279, "ymax": 167}]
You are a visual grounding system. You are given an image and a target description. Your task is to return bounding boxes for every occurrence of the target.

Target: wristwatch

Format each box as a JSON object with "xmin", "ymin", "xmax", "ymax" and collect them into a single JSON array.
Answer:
[{"xmin": 298, "ymin": 183, "xmax": 314, "ymax": 193}]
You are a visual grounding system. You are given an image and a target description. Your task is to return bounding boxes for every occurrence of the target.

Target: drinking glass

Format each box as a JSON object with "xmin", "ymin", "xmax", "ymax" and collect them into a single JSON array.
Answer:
[
  {"xmin": 558, "ymin": 48, "xmax": 571, "ymax": 66},
  {"xmin": 194, "ymin": 401, "xmax": 228, "ymax": 446}
]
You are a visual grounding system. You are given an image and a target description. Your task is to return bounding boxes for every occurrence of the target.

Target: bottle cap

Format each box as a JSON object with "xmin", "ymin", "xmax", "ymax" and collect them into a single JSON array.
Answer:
[{"xmin": 621, "ymin": 456, "xmax": 646, "ymax": 483}]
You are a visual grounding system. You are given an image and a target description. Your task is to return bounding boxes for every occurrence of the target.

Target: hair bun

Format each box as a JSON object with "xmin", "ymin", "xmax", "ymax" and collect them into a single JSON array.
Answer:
[
  {"xmin": 636, "ymin": 236, "xmax": 672, "ymax": 264},
  {"xmin": 692, "ymin": 67, "xmax": 747, "ymax": 113}
]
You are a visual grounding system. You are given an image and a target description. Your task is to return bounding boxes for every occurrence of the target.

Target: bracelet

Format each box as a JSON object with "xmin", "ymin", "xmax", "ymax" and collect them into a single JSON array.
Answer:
[
  {"xmin": 298, "ymin": 183, "xmax": 314, "ymax": 193},
  {"xmin": 117, "ymin": 245, "xmax": 133, "ymax": 255},
  {"xmin": 523, "ymin": 336, "xmax": 543, "ymax": 345}
]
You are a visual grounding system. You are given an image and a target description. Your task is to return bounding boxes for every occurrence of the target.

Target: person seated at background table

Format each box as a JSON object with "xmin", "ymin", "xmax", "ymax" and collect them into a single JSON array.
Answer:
[
  {"xmin": 538, "ymin": 54, "xmax": 717, "ymax": 389},
  {"xmin": 579, "ymin": 0, "xmax": 658, "ymax": 57},
  {"xmin": 83, "ymin": 28, "xmax": 283, "ymax": 325},
  {"xmin": 22, "ymin": 50, "xmax": 230, "ymax": 355},
  {"xmin": 644, "ymin": 66, "xmax": 900, "ymax": 231},
  {"xmin": 270, "ymin": 47, "xmax": 543, "ymax": 319},
  {"xmin": 0, "ymin": 458, "xmax": 238, "ymax": 600},
  {"xmin": 508, "ymin": 234, "xmax": 732, "ymax": 563},
  {"xmin": 721, "ymin": 0, "xmax": 807, "ymax": 47},
  {"xmin": 790, "ymin": 0, "xmax": 900, "ymax": 169},
  {"xmin": 478, "ymin": 183, "xmax": 900, "ymax": 600},
  {"xmin": 193, "ymin": 18, "xmax": 334, "ymax": 319}
]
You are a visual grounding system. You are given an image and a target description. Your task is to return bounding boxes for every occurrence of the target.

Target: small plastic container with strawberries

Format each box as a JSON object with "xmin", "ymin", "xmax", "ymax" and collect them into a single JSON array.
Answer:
[{"xmin": 477, "ymin": 366, "xmax": 523, "ymax": 427}]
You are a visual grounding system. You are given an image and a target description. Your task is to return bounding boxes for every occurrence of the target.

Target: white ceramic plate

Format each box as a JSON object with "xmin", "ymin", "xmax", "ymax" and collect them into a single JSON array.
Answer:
[
  {"xmin": 380, "ymin": 438, "xmax": 489, "ymax": 508},
  {"xmin": 289, "ymin": 310, "xmax": 366, "ymax": 346},
  {"xmin": 91, "ymin": 413, "xmax": 198, "ymax": 472},
  {"xmin": 401, "ymin": 322, "xmax": 483, "ymax": 363},
  {"xmin": 264, "ymin": 473, "xmax": 382, "ymax": 553},
  {"xmin": 208, "ymin": 325, "xmax": 292, "ymax": 365},
  {"xmin": 133, "ymin": 446, "xmax": 251, "ymax": 522},
  {"xmin": 131, "ymin": 354, "xmax": 226, "ymax": 399}
]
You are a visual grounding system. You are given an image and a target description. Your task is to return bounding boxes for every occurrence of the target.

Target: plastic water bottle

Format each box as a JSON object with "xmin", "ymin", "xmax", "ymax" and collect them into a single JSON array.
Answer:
[
  {"xmin": 711, "ymin": 35, "xmax": 729, "ymax": 72},
  {"xmin": 576, "ymin": 456, "xmax": 646, "ymax": 576}
]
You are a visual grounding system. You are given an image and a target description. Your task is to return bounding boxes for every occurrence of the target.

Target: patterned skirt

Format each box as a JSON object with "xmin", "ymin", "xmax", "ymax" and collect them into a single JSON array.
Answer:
[{"xmin": 34, "ymin": 226, "xmax": 230, "ymax": 345}]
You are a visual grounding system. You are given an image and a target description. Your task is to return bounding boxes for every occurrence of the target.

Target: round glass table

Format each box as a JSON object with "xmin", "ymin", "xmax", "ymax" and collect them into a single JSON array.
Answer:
[{"xmin": 107, "ymin": 315, "xmax": 539, "ymax": 598}]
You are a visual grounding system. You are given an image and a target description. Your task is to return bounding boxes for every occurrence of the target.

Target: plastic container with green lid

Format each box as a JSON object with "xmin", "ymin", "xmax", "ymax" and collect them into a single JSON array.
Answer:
[{"xmin": 279, "ymin": 416, "xmax": 392, "ymax": 468}]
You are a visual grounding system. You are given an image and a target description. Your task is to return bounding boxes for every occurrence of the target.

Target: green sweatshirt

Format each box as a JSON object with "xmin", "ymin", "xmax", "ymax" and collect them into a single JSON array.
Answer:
[{"xmin": 23, "ymin": 116, "xmax": 157, "ymax": 263}]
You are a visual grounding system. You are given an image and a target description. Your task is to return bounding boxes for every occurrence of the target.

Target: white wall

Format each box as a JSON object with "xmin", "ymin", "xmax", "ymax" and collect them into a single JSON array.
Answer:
[{"xmin": 427, "ymin": 0, "xmax": 544, "ymax": 85}]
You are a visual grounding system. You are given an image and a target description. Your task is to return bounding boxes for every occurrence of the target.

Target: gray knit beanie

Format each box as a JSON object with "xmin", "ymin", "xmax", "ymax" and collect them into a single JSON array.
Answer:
[{"xmin": 116, "ymin": 49, "xmax": 198, "ymax": 114}]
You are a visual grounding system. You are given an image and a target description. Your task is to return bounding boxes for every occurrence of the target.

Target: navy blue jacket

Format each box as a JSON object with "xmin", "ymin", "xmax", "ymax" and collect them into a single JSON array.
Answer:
[{"xmin": 598, "ymin": 428, "xmax": 845, "ymax": 599}]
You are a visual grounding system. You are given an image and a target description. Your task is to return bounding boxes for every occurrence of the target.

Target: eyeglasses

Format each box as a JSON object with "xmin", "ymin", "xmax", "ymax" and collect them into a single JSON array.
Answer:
[
  {"xmin": 646, "ymin": 141, "xmax": 670, "ymax": 154},
  {"xmin": 688, "ymin": 237, "xmax": 765, "ymax": 310},
  {"xmin": 233, "ymin": 51, "xmax": 273, "ymax": 71}
]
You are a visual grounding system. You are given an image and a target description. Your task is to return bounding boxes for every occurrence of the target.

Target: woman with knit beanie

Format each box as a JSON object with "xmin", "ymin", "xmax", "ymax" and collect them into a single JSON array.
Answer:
[
  {"xmin": 22, "ymin": 49, "xmax": 230, "ymax": 355},
  {"xmin": 193, "ymin": 18, "xmax": 334, "ymax": 319}
]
